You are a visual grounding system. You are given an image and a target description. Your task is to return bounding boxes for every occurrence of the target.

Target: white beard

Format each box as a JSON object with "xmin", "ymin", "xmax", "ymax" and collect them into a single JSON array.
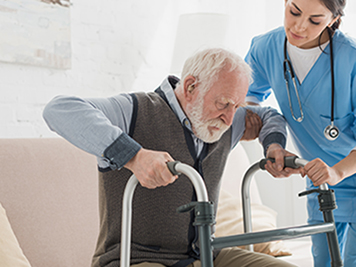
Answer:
[{"xmin": 187, "ymin": 100, "xmax": 230, "ymax": 143}]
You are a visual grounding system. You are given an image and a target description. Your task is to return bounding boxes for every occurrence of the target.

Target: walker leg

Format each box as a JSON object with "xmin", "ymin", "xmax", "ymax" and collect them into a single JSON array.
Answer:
[
  {"xmin": 299, "ymin": 188, "xmax": 343, "ymax": 266},
  {"xmin": 177, "ymin": 201, "xmax": 215, "ymax": 267},
  {"xmin": 199, "ymin": 225, "xmax": 214, "ymax": 267},
  {"xmin": 323, "ymin": 210, "xmax": 343, "ymax": 267}
]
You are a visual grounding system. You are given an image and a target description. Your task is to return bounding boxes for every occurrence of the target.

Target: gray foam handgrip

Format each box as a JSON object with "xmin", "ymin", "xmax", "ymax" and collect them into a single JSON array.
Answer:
[
  {"xmin": 259, "ymin": 156, "xmax": 299, "ymax": 170},
  {"xmin": 166, "ymin": 161, "xmax": 181, "ymax": 175}
]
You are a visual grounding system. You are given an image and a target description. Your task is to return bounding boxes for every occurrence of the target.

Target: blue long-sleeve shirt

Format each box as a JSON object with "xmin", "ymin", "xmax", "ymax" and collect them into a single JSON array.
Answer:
[{"xmin": 43, "ymin": 76, "xmax": 287, "ymax": 169}]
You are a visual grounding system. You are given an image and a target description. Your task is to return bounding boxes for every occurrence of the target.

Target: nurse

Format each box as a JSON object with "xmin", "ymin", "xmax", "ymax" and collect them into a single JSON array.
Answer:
[{"xmin": 245, "ymin": 0, "xmax": 356, "ymax": 266}]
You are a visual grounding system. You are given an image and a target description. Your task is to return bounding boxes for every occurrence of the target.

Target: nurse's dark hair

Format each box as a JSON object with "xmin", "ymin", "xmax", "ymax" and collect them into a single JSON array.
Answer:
[
  {"xmin": 321, "ymin": 0, "xmax": 346, "ymax": 31},
  {"xmin": 318, "ymin": 0, "xmax": 346, "ymax": 50}
]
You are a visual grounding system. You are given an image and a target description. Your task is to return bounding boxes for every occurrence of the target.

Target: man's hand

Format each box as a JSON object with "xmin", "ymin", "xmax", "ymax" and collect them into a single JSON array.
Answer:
[
  {"xmin": 264, "ymin": 143, "xmax": 303, "ymax": 178},
  {"xmin": 304, "ymin": 159, "xmax": 342, "ymax": 186},
  {"xmin": 241, "ymin": 109, "xmax": 262, "ymax": 141},
  {"xmin": 124, "ymin": 148, "xmax": 178, "ymax": 189}
]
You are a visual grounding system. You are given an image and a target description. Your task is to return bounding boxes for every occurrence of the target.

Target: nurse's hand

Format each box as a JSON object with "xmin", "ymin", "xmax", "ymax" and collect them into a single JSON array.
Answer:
[
  {"xmin": 241, "ymin": 109, "xmax": 262, "ymax": 141},
  {"xmin": 304, "ymin": 158, "xmax": 342, "ymax": 186},
  {"xmin": 124, "ymin": 148, "xmax": 178, "ymax": 189},
  {"xmin": 264, "ymin": 143, "xmax": 303, "ymax": 178}
]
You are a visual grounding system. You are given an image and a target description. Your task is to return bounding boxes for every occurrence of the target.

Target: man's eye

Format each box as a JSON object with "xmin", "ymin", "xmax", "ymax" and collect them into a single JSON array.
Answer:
[{"xmin": 216, "ymin": 102, "xmax": 229, "ymax": 110}]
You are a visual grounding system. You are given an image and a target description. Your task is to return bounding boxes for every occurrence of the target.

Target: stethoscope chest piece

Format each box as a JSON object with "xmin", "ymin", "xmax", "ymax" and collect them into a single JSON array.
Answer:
[{"xmin": 324, "ymin": 123, "xmax": 339, "ymax": 141}]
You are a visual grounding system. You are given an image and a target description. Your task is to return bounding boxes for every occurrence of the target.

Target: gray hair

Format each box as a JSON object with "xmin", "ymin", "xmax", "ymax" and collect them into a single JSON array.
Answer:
[{"xmin": 180, "ymin": 48, "xmax": 252, "ymax": 94}]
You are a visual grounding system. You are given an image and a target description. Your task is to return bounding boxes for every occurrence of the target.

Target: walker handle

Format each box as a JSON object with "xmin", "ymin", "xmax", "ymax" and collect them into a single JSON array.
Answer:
[
  {"xmin": 259, "ymin": 155, "xmax": 305, "ymax": 170},
  {"xmin": 167, "ymin": 161, "xmax": 181, "ymax": 175},
  {"xmin": 259, "ymin": 156, "xmax": 328, "ymax": 190},
  {"xmin": 120, "ymin": 161, "xmax": 209, "ymax": 267}
]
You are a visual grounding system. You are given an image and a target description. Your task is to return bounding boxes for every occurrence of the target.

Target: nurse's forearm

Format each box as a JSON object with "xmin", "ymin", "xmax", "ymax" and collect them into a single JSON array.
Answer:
[{"xmin": 332, "ymin": 150, "xmax": 356, "ymax": 180}]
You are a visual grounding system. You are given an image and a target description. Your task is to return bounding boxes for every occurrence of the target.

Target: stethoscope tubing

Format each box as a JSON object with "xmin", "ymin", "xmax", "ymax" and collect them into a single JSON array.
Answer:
[
  {"xmin": 283, "ymin": 27, "xmax": 339, "ymax": 140},
  {"xmin": 283, "ymin": 38, "xmax": 304, "ymax": 122}
]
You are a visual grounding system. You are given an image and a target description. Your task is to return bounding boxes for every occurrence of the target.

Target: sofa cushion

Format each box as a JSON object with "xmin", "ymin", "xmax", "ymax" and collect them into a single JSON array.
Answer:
[{"xmin": 0, "ymin": 138, "xmax": 99, "ymax": 267}]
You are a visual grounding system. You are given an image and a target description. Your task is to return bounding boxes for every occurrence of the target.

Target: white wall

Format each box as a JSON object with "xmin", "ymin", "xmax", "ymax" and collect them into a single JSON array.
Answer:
[
  {"xmin": 1, "ymin": 0, "xmax": 355, "ymax": 226},
  {"xmin": 3, "ymin": 0, "xmax": 353, "ymax": 138},
  {"xmin": 0, "ymin": 0, "xmax": 282, "ymax": 138}
]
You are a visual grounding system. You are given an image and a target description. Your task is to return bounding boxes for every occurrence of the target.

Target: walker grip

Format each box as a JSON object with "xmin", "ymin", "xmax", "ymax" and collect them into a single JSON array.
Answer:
[
  {"xmin": 167, "ymin": 161, "xmax": 181, "ymax": 176},
  {"xmin": 259, "ymin": 156, "xmax": 299, "ymax": 170}
]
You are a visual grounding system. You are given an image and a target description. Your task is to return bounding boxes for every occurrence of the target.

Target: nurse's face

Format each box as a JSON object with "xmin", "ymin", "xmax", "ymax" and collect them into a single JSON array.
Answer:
[{"xmin": 284, "ymin": 0, "xmax": 338, "ymax": 49}]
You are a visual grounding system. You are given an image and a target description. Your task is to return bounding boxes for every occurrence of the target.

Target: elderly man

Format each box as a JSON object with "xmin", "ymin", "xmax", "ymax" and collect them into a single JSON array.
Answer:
[{"xmin": 43, "ymin": 48, "xmax": 295, "ymax": 267}]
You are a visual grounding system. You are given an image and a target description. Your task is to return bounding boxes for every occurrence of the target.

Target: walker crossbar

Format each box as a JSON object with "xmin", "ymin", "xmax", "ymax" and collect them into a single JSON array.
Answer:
[
  {"xmin": 212, "ymin": 222, "xmax": 335, "ymax": 249},
  {"xmin": 241, "ymin": 156, "xmax": 343, "ymax": 267}
]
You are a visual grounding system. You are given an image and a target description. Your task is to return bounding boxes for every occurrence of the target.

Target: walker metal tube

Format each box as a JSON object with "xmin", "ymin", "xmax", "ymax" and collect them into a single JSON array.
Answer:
[
  {"xmin": 242, "ymin": 156, "xmax": 328, "ymax": 251},
  {"xmin": 173, "ymin": 162, "xmax": 209, "ymax": 201},
  {"xmin": 212, "ymin": 222, "xmax": 335, "ymax": 249},
  {"xmin": 241, "ymin": 162, "xmax": 260, "ymax": 251},
  {"xmin": 294, "ymin": 159, "xmax": 342, "ymax": 266},
  {"xmin": 173, "ymin": 163, "xmax": 213, "ymax": 267},
  {"xmin": 198, "ymin": 225, "xmax": 214, "ymax": 267},
  {"xmin": 323, "ymin": 210, "xmax": 343, "ymax": 267},
  {"xmin": 120, "ymin": 162, "xmax": 210, "ymax": 267},
  {"xmin": 120, "ymin": 175, "xmax": 139, "ymax": 267}
]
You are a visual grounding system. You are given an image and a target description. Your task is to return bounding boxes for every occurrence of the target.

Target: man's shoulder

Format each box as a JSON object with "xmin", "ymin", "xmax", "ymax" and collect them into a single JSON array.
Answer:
[{"xmin": 133, "ymin": 91, "xmax": 165, "ymax": 103}]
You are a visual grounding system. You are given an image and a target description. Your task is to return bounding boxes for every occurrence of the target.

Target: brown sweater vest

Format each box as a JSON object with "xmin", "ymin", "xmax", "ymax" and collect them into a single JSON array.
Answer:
[{"xmin": 92, "ymin": 91, "xmax": 231, "ymax": 267}]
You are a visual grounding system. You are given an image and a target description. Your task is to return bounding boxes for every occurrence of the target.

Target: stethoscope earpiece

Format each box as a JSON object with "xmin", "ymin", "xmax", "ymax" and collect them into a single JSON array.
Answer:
[{"xmin": 324, "ymin": 124, "xmax": 339, "ymax": 141}]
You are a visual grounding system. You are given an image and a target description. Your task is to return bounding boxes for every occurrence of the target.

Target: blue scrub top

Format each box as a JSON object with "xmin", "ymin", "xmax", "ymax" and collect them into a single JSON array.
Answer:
[{"xmin": 245, "ymin": 27, "xmax": 356, "ymax": 223}]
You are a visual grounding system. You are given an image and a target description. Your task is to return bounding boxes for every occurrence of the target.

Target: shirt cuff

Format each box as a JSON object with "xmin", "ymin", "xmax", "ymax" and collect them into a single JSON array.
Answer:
[
  {"xmin": 103, "ymin": 133, "xmax": 142, "ymax": 170},
  {"xmin": 262, "ymin": 132, "xmax": 286, "ymax": 156}
]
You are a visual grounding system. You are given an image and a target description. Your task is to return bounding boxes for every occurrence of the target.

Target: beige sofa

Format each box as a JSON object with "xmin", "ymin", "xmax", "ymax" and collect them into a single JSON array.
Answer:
[
  {"xmin": 0, "ymin": 138, "xmax": 294, "ymax": 267},
  {"xmin": 0, "ymin": 138, "xmax": 100, "ymax": 267}
]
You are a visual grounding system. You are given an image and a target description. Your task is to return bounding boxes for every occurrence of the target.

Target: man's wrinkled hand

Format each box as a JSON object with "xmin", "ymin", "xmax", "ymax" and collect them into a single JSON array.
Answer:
[
  {"xmin": 265, "ymin": 144, "xmax": 303, "ymax": 178},
  {"xmin": 124, "ymin": 148, "xmax": 178, "ymax": 189}
]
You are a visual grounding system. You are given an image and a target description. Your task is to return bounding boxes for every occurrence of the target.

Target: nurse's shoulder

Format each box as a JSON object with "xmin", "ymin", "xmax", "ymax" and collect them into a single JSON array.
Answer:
[
  {"xmin": 249, "ymin": 26, "xmax": 285, "ymax": 56},
  {"xmin": 332, "ymin": 30, "xmax": 356, "ymax": 68},
  {"xmin": 333, "ymin": 30, "xmax": 356, "ymax": 51}
]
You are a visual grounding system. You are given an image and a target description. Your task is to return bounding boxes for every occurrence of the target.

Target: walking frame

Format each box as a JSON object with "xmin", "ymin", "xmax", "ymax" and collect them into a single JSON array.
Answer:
[{"xmin": 120, "ymin": 156, "xmax": 343, "ymax": 267}]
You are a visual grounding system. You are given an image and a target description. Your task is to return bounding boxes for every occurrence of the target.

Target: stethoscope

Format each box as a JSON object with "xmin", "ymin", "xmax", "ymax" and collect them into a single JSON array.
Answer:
[{"xmin": 283, "ymin": 28, "xmax": 339, "ymax": 141}]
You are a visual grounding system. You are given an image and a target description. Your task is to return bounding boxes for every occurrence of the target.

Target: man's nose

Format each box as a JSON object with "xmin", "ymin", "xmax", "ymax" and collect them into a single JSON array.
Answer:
[{"xmin": 220, "ymin": 108, "xmax": 235, "ymax": 126}]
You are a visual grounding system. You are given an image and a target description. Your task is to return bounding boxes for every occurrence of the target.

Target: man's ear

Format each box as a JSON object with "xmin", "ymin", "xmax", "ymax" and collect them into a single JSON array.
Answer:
[{"xmin": 183, "ymin": 75, "xmax": 197, "ymax": 101}]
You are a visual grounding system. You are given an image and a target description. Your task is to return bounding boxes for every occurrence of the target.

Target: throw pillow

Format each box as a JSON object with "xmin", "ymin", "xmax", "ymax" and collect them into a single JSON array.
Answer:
[
  {"xmin": 0, "ymin": 203, "xmax": 32, "ymax": 267},
  {"xmin": 215, "ymin": 190, "xmax": 292, "ymax": 257}
]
